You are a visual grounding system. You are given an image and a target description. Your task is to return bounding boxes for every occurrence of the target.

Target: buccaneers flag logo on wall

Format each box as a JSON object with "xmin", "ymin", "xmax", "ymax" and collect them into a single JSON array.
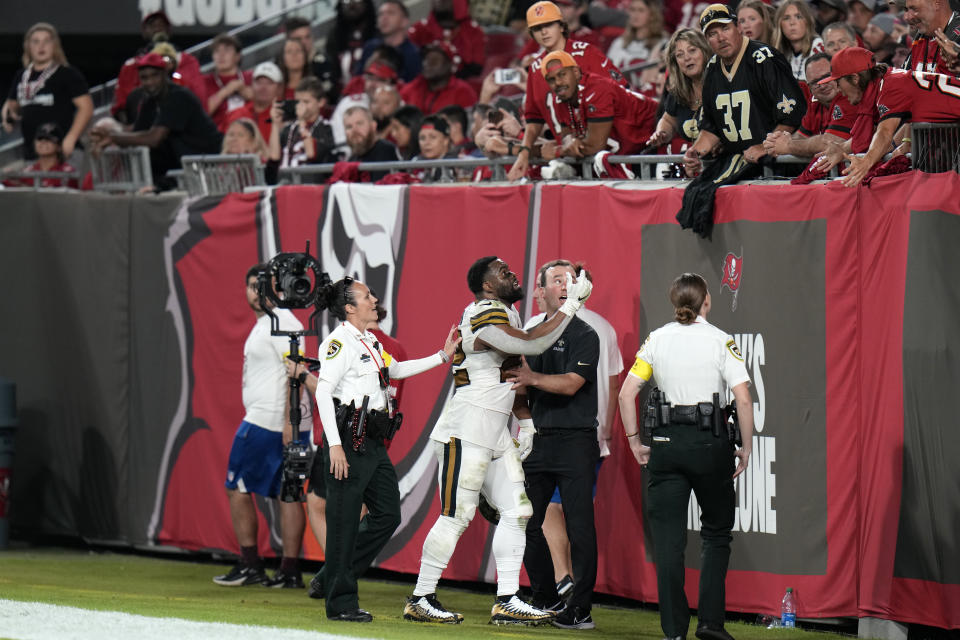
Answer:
[{"xmin": 720, "ymin": 251, "xmax": 742, "ymax": 311}]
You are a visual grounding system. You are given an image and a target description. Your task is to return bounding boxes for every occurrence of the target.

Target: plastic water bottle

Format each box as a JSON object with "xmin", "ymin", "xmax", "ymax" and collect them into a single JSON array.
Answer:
[{"xmin": 781, "ymin": 588, "xmax": 797, "ymax": 628}]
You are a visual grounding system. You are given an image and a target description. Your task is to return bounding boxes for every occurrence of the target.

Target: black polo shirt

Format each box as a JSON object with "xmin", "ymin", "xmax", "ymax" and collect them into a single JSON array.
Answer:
[{"xmin": 527, "ymin": 315, "xmax": 599, "ymax": 430}]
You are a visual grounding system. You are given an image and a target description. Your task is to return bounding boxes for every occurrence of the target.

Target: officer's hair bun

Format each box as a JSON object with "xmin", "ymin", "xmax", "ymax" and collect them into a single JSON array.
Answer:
[
  {"xmin": 675, "ymin": 306, "xmax": 698, "ymax": 324},
  {"xmin": 320, "ymin": 277, "xmax": 355, "ymax": 321}
]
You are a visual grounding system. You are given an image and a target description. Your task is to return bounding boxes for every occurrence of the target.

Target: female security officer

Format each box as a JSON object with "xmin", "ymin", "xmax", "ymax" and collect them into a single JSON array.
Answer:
[
  {"xmin": 618, "ymin": 273, "xmax": 753, "ymax": 640},
  {"xmin": 314, "ymin": 277, "xmax": 459, "ymax": 622}
]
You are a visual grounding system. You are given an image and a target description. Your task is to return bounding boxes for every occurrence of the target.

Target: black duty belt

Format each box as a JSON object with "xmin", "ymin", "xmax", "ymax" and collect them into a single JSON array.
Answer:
[
  {"xmin": 668, "ymin": 403, "xmax": 715, "ymax": 428},
  {"xmin": 536, "ymin": 426, "xmax": 596, "ymax": 436}
]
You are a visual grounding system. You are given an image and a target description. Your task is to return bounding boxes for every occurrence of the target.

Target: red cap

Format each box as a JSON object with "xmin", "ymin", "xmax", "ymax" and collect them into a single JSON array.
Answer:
[
  {"xmin": 819, "ymin": 47, "xmax": 874, "ymax": 84},
  {"xmin": 136, "ymin": 52, "xmax": 168, "ymax": 70},
  {"xmin": 141, "ymin": 11, "xmax": 171, "ymax": 27},
  {"xmin": 365, "ymin": 61, "xmax": 398, "ymax": 82}
]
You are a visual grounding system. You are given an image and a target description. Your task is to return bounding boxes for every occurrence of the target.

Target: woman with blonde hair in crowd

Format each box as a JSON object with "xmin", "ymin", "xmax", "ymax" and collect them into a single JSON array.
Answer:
[
  {"xmin": 737, "ymin": 0, "xmax": 776, "ymax": 47},
  {"xmin": 645, "ymin": 28, "xmax": 711, "ymax": 152},
  {"xmin": 607, "ymin": 0, "xmax": 671, "ymax": 91},
  {"xmin": 222, "ymin": 118, "xmax": 269, "ymax": 158},
  {"xmin": 773, "ymin": 0, "xmax": 825, "ymax": 81},
  {"xmin": 2, "ymin": 22, "xmax": 93, "ymax": 162}
]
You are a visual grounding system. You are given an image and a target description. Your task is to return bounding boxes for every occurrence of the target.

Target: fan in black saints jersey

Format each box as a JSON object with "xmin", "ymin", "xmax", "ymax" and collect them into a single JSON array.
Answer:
[{"xmin": 675, "ymin": 4, "xmax": 806, "ymax": 238}]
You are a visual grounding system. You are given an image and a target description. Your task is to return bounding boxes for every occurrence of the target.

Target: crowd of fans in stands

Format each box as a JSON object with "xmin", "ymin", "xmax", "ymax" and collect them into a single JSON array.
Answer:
[{"xmin": 3, "ymin": 0, "xmax": 960, "ymax": 190}]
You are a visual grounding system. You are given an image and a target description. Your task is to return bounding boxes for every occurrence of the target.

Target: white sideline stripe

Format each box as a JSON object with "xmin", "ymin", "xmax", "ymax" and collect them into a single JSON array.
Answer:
[{"xmin": 0, "ymin": 599, "xmax": 381, "ymax": 640}]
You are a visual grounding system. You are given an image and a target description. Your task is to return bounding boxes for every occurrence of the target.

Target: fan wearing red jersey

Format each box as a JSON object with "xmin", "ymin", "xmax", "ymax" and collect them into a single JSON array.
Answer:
[
  {"xmin": 542, "ymin": 50, "xmax": 658, "ymax": 160},
  {"xmin": 508, "ymin": 1, "xmax": 627, "ymax": 181},
  {"xmin": 817, "ymin": 47, "xmax": 960, "ymax": 186}
]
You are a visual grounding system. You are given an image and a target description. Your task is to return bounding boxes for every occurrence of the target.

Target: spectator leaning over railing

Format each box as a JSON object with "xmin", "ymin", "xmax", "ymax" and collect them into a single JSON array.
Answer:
[
  {"xmin": 509, "ymin": 1, "xmax": 628, "ymax": 181},
  {"xmin": 814, "ymin": 47, "xmax": 960, "ymax": 186},
  {"xmin": 1, "ymin": 123, "xmax": 78, "ymax": 188},
  {"xmin": 400, "ymin": 42, "xmax": 478, "ymax": 114},
  {"xmin": 737, "ymin": 0, "xmax": 777, "ymax": 47},
  {"xmin": 205, "ymin": 33, "xmax": 253, "ymax": 132},
  {"xmin": 269, "ymin": 77, "xmax": 336, "ymax": 174},
  {"xmin": 284, "ymin": 17, "xmax": 342, "ymax": 105},
  {"xmin": 678, "ymin": 4, "xmax": 805, "ymax": 238},
  {"xmin": 227, "ymin": 62, "xmax": 284, "ymax": 145},
  {"xmin": 3, "ymin": 22, "xmax": 92, "ymax": 162},
  {"xmin": 763, "ymin": 53, "xmax": 859, "ymax": 159},
  {"xmin": 358, "ymin": 0, "xmax": 423, "ymax": 82},
  {"xmin": 902, "ymin": 0, "xmax": 960, "ymax": 74},
  {"xmin": 90, "ymin": 53, "xmax": 223, "ymax": 188},
  {"xmin": 388, "ymin": 104, "xmax": 424, "ymax": 158},
  {"xmin": 343, "ymin": 105, "xmax": 401, "ymax": 181},
  {"xmin": 822, "ymin": 21, "xmax": 860, "ymax": 56},
  {"xmin": 111, "ymin": 11, "xmax": 203, "ymax": 120},
  {"xmin": 773, "ymin": 0, "xmax": 826, "ymax": 81},
  {"xmin": 647, "ymin": 28, "xmax": 711, "ymax": 153},
  {"xmin": 539, "ymin": 50, "xmax": 657, "ymax": 177},
  {"xmin": 409, "ymin": 0, "xmax": 487, "ymax": 80}
]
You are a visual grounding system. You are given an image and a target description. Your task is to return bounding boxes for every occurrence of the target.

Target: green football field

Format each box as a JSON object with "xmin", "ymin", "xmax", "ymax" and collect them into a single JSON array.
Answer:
[{"xmin": 0, "ymin": 547, "xmax": 828, "ymax": 640}]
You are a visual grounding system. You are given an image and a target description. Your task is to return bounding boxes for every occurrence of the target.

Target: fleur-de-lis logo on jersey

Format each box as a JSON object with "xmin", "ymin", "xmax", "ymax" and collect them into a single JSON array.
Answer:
[{"xmin": 777, "ymin": 94, "xmax": 797, "ymax": 114}]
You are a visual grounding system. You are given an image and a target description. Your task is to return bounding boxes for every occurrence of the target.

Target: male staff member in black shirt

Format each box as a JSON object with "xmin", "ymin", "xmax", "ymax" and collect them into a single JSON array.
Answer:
[
  {"xmin": 507, "ymin": 259, "xmax": 600, "ymax": 631},
  {"xmin": 677, "ymin": 4, "xmax": 805, "ymax": 238},
  {"xmin": 90, "ymin": 52, "xmax": 222, "ymax": 188}
]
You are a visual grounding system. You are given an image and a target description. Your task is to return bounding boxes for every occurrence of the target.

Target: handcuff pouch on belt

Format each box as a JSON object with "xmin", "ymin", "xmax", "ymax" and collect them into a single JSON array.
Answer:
[
  {"xmin": 334, "ymin": 396, "xmax": 404, "ymax": 454},
  {"xmin": 724, "ymin": 401, "xmax": 742, "ymax": 447}
]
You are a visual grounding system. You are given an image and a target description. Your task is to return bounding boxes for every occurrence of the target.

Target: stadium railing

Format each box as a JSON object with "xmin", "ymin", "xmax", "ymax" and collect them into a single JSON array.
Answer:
[
  {"xmin": 278, "ymin": 153, "xmax": 834, "ymax": 183},
  {"xmin": 0, "ymin": 171, "xmax": 80, "ymax": 190},
  {"xmin": 911, "ymin": 121, "xmax": 960, "ymax": 174},
  {"xmin": 178, "ymin": 154, "xmax": 266, "ymax": 196},
  {"xmin": 90, "ymin": 147, "xmax": 153, "ymax": 192}
]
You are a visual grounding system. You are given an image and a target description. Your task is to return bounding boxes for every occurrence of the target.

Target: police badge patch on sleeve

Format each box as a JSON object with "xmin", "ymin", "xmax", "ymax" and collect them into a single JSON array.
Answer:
[
  {"xmin": 326, "ymin": 340, "xmax": 343, "ymax": 359},
  {"xmin": 726, "ymin": 339, "xmax": 743, "ymax": 361}
]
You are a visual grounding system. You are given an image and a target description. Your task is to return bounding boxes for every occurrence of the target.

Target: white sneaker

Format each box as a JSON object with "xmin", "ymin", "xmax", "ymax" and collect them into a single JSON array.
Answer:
[{"xmin": 489, "ymin": 594, "xmax": 556, "ymax": 626}]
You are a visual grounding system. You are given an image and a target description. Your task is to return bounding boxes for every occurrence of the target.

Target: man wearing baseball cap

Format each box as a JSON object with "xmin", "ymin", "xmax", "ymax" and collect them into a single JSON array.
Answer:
[
  {"xmin": 676, "ymin": 4, "xmax": 805, "ymax": 238},
  {"xmin": 813, "ymin": 46, "xmax": 960, "ymax": 186},
  {"xmin": 540, "ymin": 50, "xmax": 657, "ymax": 160},
  {"xmin": 508, "ymin": 0, "xmax": 627, "ymax": 180},
  {"xmin": 408, "ymin": 0, "xmax": 486, "ymax": 79},
  {"xmin": 111, "ymin": 11, "xmax": 203, "ymax": 121},
  {"xmin": 400, "ymin": 41, "xmax": 478, "ymax": 113},
  {"xmin": 227, "ymin": 62, "xmax": 284, "ymax": 144},
  {"xmin": 91, "ymin": 53, "xmax": 222, "ymax": 189}
]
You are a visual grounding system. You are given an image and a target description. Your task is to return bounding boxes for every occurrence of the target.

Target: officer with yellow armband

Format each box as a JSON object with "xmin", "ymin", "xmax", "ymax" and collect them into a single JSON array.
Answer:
[{"xmin": 618, "ymin": 273, "xmax": 753, "ymax": 640}]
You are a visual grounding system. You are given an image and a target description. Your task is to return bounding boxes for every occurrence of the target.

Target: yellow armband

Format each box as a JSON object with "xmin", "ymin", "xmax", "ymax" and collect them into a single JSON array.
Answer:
[{"xmin": 629, "ymin": 355, "xmax": 653, "ymax": 381}]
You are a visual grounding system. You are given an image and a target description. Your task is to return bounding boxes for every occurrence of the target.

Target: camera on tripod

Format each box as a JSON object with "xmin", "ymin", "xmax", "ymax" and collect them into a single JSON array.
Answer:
[{"xmin": 256, "ymin": 242, "xmax": 331, "ymax": 503}]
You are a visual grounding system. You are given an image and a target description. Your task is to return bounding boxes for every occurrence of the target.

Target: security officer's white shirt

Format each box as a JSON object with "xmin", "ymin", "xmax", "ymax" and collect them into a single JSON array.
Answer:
[
  {"xmin": 317, "ymin": 321, "xmax": 444, "ymax": 446},
  {"xmin": 243, "ymin": 309, "xmax": 311, "ymax": 431},
  {"xmin": 628, "ymin": 316, "xmax": 750, "ymax": 405},
  {"xmin": 525, "ymin": 307, "xmax": 623, "ymax": 455}
]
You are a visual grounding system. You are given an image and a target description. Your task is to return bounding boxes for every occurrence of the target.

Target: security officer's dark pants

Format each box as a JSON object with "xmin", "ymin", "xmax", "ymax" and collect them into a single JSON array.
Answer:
[
  {"xmin": 321, "ymin": 436, "xmax": 401, "ymax": 618},
  {"xmin": 647, "ymin": 423, "xmax": 735, "ymax": 638},
  {"xmin": 523, "ymin": 428, "xmax": 600, "ymax": 611}
]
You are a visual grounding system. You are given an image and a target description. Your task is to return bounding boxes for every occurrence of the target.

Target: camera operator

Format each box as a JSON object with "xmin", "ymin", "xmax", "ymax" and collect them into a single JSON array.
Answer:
[
  {"xmin": 309, "ymin": 277, "xmax": 460, "ymax": 622},
  {"xmin": 212, "ymin": 263, "xmax": 309, "ymax": 589}
]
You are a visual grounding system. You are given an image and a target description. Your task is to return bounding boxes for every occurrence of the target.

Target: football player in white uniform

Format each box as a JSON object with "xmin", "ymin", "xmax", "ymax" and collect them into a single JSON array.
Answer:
[{"xmin": 403, "ymin": 255, "xmax": 592, "ymax": 625}]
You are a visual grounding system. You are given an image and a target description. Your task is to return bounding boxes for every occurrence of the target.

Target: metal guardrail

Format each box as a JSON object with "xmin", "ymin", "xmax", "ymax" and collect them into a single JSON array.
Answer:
[
  {"xmin": 277, "ymin": 153, "xmax": 833, "ymax": 183},
  {"xmin": 90, "ymin": 147, "xmax": 153, "ymax": 192},
  {"xmin": 179, "ymin": 154, "xmax": 265, "ymax": 196},
  {"xmin": 1, "ymin": 171, "xmax": 81, "ymax": 190},
  {"xmin": 912, "ymin": 122, "xmax": 960, "ymax": 173}
]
